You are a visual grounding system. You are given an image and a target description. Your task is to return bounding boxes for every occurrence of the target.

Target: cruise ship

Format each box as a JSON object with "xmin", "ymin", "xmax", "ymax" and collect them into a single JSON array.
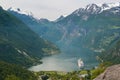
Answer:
[{"xmin": 77, "ymin": 58, "xmax": 84, "ymax": 69}]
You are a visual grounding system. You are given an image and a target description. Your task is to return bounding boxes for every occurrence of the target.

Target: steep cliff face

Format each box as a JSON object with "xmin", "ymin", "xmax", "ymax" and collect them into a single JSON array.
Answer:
[{"xmin": 94, "ymin": 64, "xmax": 120, "ymax": 80}]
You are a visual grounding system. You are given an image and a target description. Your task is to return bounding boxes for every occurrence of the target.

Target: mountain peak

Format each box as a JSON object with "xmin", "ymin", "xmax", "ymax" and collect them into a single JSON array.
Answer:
[
  {"xmin": 72, "ymin": 2, "xmax": 120, "ymax": 16},
  {"xmin": 85, "ymin": 3, "xmax": 101, "ymax": 14},
  {"xmin": 72, "ymin": 3, "xmax": 101, "ymax": 15},
  {"xmin": 101, "ymin": 2, "xmax": 120, "ymax": 10},
  {"xmin": 85, "ymin": 3, "xmax": 99, "ymax": 10},
  {"xmin": 8, "ymin": 7, "xmax": 33, "ymax": 16},
  {"xmin": 72, "ymin": 8, "xmax": 84, "ymax": 16},
  {"xmin": 0, "ymin": 6, "xmax": 3, "ymax": 10},
  {"xmin": 55, "ymin": 15, "xmax": 65, "ymax": 22}
]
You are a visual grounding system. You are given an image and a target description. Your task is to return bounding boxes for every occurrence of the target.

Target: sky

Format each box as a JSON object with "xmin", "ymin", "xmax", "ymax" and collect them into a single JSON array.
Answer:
[{"xmin": 0, "ymin": 0, "xmax": 120, "ymax": 21}]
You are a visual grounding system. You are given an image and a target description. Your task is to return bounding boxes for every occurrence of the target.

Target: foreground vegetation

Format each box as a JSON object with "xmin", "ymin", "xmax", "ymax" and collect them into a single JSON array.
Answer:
[
  {"xmin": 35, "ymin": 62, "xmax": 111, "ymax": 80},
  {"xmin": 0, "ymin": 60, "xmax": 111, "ymax": 80},
  {"xmin": 0, "ymin": 6, "xmax": 60, "ymax": 67},
  {"xmin": 0, "ymin": 61, "xmax": 37, "ymax": 80},
  {"xmin": 0, "ymin": 4, "xmax": 120, "ymax": 80}
]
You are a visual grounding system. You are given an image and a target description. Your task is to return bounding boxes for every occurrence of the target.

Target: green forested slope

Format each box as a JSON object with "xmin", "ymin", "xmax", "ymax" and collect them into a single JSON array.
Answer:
[
  {"xmin": 0, "ymin": 61, "xmax": 37, "ymax": 80},
  {"xmin": 0, "ymin": 6, "xmax": 59, "ymax": 67},
  {"xmin": 100, "ymin": 39, "xmax": 120, "ymax": 65}
]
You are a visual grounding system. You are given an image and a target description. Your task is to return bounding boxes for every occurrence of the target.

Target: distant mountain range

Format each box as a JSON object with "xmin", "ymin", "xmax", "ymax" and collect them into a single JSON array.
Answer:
[
  {"xmin": 8, "ymin": 2, "xmax": 120, "ymax": 65},
  {"xmin": 0, "ymin": 6, "xmax": 59, "ymax": 67},
  {"xmin": 72, "ymin": 3, "xmax": 120, "ymax": 15}
]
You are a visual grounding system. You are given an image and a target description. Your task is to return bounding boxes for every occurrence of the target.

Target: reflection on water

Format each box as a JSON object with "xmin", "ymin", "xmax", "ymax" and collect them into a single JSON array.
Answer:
[{"xmin": 29, "ymin": 47, "xmax": 99, "ymax": 72}]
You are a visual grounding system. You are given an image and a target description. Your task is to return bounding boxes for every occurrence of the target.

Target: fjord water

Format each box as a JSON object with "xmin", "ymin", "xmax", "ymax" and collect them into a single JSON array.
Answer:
[{"xmin": 29, "ymin": 46, "xmax": 99, "ymax": 72}]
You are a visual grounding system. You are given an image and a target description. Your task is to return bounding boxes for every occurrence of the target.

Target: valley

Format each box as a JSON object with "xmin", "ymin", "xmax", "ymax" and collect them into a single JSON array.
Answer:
[
  {"xmin": 8, "ymin": 2, "xmax": 120, "ymax": 71},
  {"xmin": 0, "ymin": 2, "xmax": 120, "ymax": 80},
  {"xmin": 29, "ymin": 47, "xmax": 99, "ymax": 72}
]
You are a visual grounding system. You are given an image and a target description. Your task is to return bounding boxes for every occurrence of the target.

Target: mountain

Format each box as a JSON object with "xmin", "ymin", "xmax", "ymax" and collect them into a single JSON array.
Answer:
[
  {"xmin": 55, "ymin": 2, "xmax": 120, "ymax": 50},
  {"xmin": 0, "ymin": 6, "xmax": 59, "ymax": 67},
  {"xmin": 2, "ymin": 2, "xmax": 120, "ymax": 80},
  {"xmin": 8, "ymin": 2, "xmax": 120, "ymax": 47},
  {"xmin": 8, "ymin": 8, "xmax": 61, "ymax": 42},
  {"xmin": 8, "ymin": 2, "xmax": 120, "ymax": 65},
  {"xmin": 72, "ymin": 2, "xmax": 120, "ymax": 15}
]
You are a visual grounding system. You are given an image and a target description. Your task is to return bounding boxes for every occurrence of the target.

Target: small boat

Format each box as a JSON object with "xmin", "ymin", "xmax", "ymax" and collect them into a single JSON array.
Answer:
[{"xmin": 77, "ymin": 58, "xmax": 84, "ymax": 69}]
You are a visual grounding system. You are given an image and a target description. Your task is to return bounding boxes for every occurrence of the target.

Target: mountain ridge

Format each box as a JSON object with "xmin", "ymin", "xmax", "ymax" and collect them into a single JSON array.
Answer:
[
  {"xmin": 8, "ymin": 2, "xmax": 120, "ymax": 66},
  {"xmin": 7, "ymin": 2, "xmax": 120, "ymax": 21},
  {"xmin": 0, "ymin": 6, "xmax": 60, "ymax": 67},
  {"xmin": 1, "ymin": 2, "xmax": 120, "ymax": 79}
]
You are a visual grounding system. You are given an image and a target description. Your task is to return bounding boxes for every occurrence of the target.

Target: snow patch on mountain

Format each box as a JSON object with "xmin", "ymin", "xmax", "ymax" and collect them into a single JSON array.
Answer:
[
  {"xmin": 85, "ymin": 4, "xmax": 101, "ymax": 14},
  {"xmin": 101, "ymin": 2, "xmax": 120, "ymax": 11},
  {"xmin": 8, "ymin": 7, "xmax": 33, "ymax": 16},
  {"xmin": 72, "ymin": 2, "xmax": 120, "ymax": 15},
  {"xmin": 55, "ymin": 15, "xmax": 65, "ymax": 22},
  {"xmin": 72, "ymin": 8, "xmax": 84, "ymax": 16}
]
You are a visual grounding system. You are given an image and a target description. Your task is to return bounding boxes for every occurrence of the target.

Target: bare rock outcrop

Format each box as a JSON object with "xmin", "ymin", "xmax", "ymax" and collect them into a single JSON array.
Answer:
[{"xmin": 94, "ymin": 64, "xmax": 120, "ymax": 80}]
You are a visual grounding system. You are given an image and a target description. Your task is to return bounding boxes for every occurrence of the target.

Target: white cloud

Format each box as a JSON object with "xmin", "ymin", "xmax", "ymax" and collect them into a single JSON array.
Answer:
[{"xmin": 0, "ymin": 0, "xmax": 120, "ymax": 20}]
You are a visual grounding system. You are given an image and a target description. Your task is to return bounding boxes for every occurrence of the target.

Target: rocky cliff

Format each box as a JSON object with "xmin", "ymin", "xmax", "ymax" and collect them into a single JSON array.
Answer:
[{"xmin": 94, "ymin": 64, "xmax": 120, "ymax": 80}]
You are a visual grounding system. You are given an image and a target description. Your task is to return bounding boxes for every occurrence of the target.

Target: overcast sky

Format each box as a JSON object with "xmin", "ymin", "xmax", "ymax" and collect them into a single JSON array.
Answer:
[{"xmin": 0, "ymin": 0, "xmax": 120, "ymax": 20}]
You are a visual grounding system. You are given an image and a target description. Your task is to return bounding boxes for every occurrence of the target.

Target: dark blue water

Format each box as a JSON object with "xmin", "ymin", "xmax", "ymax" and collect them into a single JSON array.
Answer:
[{"xmin": 29, "ymin": 46, "xmax": 99, "ymax": 72}]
